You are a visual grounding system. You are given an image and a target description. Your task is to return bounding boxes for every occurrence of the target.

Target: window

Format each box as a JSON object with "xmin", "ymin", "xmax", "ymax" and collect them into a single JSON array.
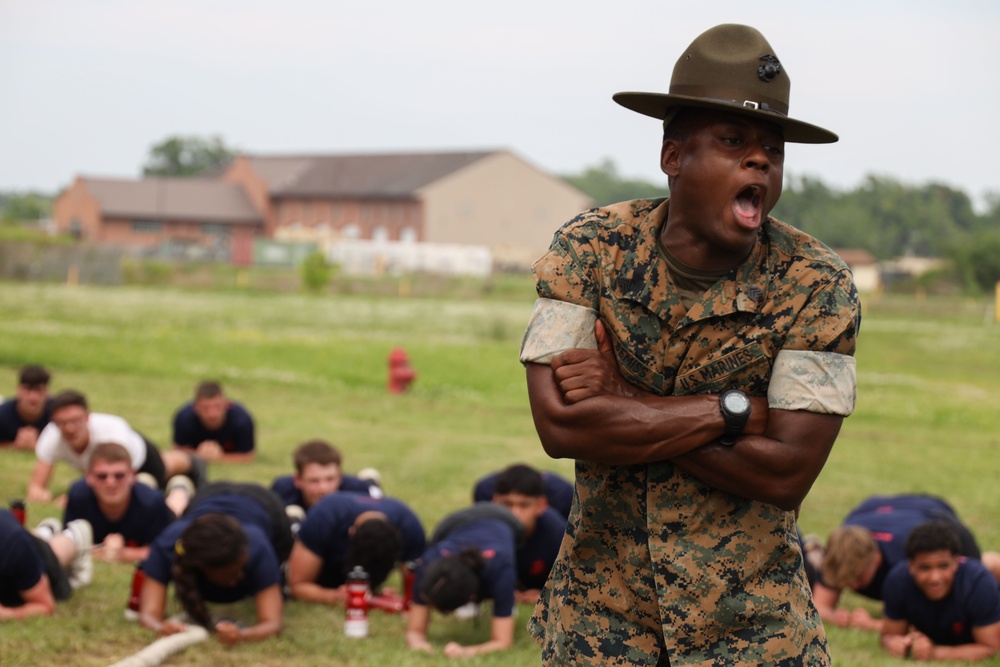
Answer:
[
  {"xmin": 400, "ymin": 226, "xmax": 417, "ymax": 243},
  {"xmin": 372, "ymin": 226, "xmax": 389, "ymax": 243},
  {"xmin": 133, "ymin": 220, "xmax": 162, "ymax": 233},
  {"xmin": 202, "ymin": 224, "xmax": 228, "ymax": 237},
  {"xmin": 343, "ymin": 224, "xmax": 360, "ymax": 240}
]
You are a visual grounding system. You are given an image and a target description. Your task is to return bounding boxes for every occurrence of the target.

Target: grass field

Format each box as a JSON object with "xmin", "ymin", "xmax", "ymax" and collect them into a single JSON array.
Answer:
[{"xmin": 0, "ymin": 278, "xmax": 997, "ymax": 666}]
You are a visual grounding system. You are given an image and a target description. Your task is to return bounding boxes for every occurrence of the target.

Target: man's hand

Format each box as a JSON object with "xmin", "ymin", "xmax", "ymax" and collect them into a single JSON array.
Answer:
[
  {"xmin": 158, "ymin": 619, "xmax": 187, "ymax": 636},
  {"xmin": 215, "ymin": 620, "xmax": 242, "ymax": 645},
  {"xmin": 882, "ymin": 633, "xmax": 912, "ymax": 658},
  {"xmin": 14, "ymin": 426, "xmax": 40, "ymax": 450},
  {"xmin": 195, "ymin": 441, "xmax": 224, "ymax": 461},
  {"xmin": 443, "ymin": 642, "xmax": 474, "ymax": 659},
  {"xmin": 26, "ymin": 484, "xmax": 52, "ymax": 504},
  {"xmin": 406, "ymin": 632, "xmax": 434, "ymax": 653},
  {"xmin": 552, "ymin": 320, "xmax": 639, "ymax": 403},
  {"xmin": 95, "ymin": 533, "xmax": 125, "ymax": 562},
  {"xmin": 909, "ymin": 632, "xmax": 934, "ymax": 661}
]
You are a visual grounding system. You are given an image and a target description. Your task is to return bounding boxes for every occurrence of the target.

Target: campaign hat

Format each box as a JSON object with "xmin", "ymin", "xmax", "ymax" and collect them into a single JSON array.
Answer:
[{"xmin": 613, "ymin": 23, "xmax": 837, "ymax": 144}]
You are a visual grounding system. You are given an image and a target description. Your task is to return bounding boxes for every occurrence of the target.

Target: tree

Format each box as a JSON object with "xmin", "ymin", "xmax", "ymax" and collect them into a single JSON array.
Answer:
[
  {"xmin": 562, "ymin": 159, "xmax": 665, "ymax": 206},
  {"xmin": 949, "ymin": 230, "xmax": 1000, "ymax": 293},
  {"xmin": 142, "ymin": 135, "xmax": 238, "ymax": 177},
  {"xmin": 0, "ymin": 191, "xmax": 52, "ymax": 225},
  {"xmin": 300, "ymin": 250, "xmax": 334, "ymax": 293}
]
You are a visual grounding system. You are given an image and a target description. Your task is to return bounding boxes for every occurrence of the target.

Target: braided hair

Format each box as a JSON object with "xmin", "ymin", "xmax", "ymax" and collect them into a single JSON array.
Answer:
[
  {"xmin": 419, "ymin": 547, "xmax": 485, "ymax": 612},
  {"xmin": 171, "ymin": 514, "xmax": 248, "ymax": 629}
]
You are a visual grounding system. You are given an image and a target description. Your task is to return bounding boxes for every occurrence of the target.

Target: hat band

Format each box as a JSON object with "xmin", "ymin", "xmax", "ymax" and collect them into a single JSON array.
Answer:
[{"xmin": 669, "ymin": 83, "xmax": 789, "ymax": 116}]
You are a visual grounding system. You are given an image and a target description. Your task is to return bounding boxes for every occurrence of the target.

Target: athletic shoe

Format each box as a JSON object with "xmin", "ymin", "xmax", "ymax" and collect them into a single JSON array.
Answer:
[
  {"xmin": 165, "ymin": 474, "xmax": 196, "ymax": 498},
  {"xmin": 357, "ymin": 467, "xmax": 382, "ymax": 487},
  {"xmin": 32, "ymin": 517, "xmax": 63, "ymax": 541},
  {"xmin": 135, "ymin": 472, "xmax": 160, "ymax": 489},
  {"xmin": 65, "ymin": 519, "xmax": 94, "ymax": 589},
  {"xmin": 285, "ymin": 505, "xmax": 306, "ymax": 536},
  {"xmin": 453, "ymin": 601, "xmax": 481, "ymax": 620}
]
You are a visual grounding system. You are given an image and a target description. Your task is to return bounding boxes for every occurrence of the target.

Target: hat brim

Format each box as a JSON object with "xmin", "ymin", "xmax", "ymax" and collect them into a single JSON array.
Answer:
[{"xmin": 613, "ymin": 91, "xmax": 838, "ymax": 144}]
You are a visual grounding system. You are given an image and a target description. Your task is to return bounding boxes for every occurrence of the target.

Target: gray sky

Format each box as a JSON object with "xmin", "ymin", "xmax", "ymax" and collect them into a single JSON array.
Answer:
[{"xmin": 2, "ymin": 0, "xmax": 998, "ymax": 210}]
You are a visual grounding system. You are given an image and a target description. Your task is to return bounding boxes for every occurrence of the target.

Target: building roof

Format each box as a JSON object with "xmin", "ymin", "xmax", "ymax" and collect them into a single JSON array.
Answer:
[
  {"xmin": 80, "ymin": 176, "xmax": 262, "ymax": 223},
  {"xmin": 833, "ymin": 248, "xmax": 878, "ymax": 266},
  {"xmin": 242, "ymin": 150, "xmax": 499, "ymax": 198}
]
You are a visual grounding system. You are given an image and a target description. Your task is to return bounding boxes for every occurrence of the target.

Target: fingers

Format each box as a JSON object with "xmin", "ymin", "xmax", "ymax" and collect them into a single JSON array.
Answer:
[{"xmin": 594, "ymin": 319, "xmax": 614, "ymax": 355}]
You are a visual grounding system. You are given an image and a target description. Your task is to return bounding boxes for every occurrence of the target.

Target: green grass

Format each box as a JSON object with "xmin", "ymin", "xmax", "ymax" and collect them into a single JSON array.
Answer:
[{"xmin": 1, "ymin": 281, "xmax": 998, "ymax": 666}]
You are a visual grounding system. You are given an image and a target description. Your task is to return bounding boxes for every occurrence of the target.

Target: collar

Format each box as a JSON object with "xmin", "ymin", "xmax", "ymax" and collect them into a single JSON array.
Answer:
[{"xmin": 612, "ymin": 199, "xmax": 769, "ymax": 326}]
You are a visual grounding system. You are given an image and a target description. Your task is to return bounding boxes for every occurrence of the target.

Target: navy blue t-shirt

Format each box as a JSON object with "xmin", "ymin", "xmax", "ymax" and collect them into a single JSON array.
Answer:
[
  {"xmin": 0, "ymin": 509, "xmax": 45, "ymax": 607},
  {"xmin": 143, "ymin": 495, "xmax": 280, "ymax": 601},
  {"xmin": 415, "ymin": 517, "xmax": 518, "ymax": 618},
  {"xmin": 270, "ymin": 474, "xmax": 379, "ymax": 509},
  {"xmin": 0, "ymin": 397, "xmax": 52, "ymax": 442},
  {"xmin": 883, "ymin": 557, "xmax": 1000, "ymax": 645},
  {"xmin": 172, "ymin": 401, "xmax": 255, "ymax": 453},
  {"xmin": 473, "ymin": 470, "xmax": 574, "ymax": 519},
  {"xmin": 63, "ymin": 478, "xmax": 175, "ymax": 546},
  {"xmin": 296, "ymin": 493, "xmax": 426, "ymax": 588},
  {"xmin": 822, "ymin": 495, "xmax": 979, "ymax": 600},
  {"xmin": 518, "ymin": 507, "xmax": 566, "ymax": 591}
]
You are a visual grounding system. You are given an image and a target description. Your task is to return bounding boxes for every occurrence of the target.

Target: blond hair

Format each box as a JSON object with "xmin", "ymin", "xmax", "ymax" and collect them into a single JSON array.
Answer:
[{"xmin": 821, "ymin": 525, "xmax": 877, "ymax": 589}]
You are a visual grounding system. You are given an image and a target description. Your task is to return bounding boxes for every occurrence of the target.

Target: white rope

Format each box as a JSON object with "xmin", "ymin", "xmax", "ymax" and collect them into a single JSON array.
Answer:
[{"xmin": 107, "ymin": 622, "xmax": 208, "ymax": 667}]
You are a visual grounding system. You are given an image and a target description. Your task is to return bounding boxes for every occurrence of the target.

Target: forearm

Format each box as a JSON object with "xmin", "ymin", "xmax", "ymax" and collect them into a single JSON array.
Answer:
[
  {"xmin": 228, "ymin": 618, "xmax": 282, "ymax": 642},
  {"xmin": 673, "ymin": 410, "xmax": 842, "ymax": 510},
  {"xmin": 120, "ymin": 545, "xmax": 151, "ymax": 562},
  {"xmin": 930, "ymin": 643, "xmax": 999, "ymax": 661},
  {"xmin": 406, "ymin": 604, "xmax": 433, "ymax": 651},
  {"xmin": 528, "ymin": 364, "xmax": 729, "ymax": 464},
  {"xmin": 27, "ymin": 462, "xmax": 54, "ymax": 499},
  {"xmin": 0, "ymin": 600, "xmax": 55, "ymax": 619},
  {"xmin": 289, "ymin": 581, "xmax": 344, "ymax": 605}
]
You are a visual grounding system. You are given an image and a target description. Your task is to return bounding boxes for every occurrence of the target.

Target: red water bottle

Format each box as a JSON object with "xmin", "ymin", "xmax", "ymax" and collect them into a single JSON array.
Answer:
[
  {"xmin": 124, "ymin": 561, "xmax": 145, "ymax": 621},
  {"xmin": 10, "ymin": 499, "xmax": 26, "ymax": 526},
  {"xmin": 344, "ymin": 566, "xmax": 370, "ymax": 638}
]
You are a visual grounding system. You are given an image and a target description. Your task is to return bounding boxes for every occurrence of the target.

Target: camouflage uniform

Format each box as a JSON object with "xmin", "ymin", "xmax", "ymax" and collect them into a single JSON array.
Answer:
[{"xmin": 520, "ymin": 198, "xmax": 860, "ymax": 667}]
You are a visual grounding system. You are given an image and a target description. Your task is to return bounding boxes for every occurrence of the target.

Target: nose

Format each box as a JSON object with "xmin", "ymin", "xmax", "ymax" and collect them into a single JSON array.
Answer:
[{"xmin": 742, "ymin": 143, "xmax": 771, "ymax": 173}]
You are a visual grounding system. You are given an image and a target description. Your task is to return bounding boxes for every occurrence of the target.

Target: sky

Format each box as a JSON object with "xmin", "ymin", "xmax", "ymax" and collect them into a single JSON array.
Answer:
[{"xmin": 2, "ymin": 0, "xmax": 999, "ymax": 210}]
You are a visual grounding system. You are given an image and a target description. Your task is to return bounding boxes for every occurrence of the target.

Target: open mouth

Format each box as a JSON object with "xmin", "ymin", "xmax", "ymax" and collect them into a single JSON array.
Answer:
[{"xmin": 733, "ymin": 185, "xmax": 765, "ymax": 227}]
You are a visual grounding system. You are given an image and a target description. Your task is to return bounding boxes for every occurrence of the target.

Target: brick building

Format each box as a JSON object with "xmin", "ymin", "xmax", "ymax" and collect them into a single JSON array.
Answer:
[{"xmin": 53, "ymin": 149, "xmax": 592, "ymax": 270}]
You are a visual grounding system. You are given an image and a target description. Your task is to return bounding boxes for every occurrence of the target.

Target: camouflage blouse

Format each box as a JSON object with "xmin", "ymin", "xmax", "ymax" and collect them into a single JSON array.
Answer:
[{"xmin": 520, "ymin": 198, "xmax": 860, "ymax": 667}]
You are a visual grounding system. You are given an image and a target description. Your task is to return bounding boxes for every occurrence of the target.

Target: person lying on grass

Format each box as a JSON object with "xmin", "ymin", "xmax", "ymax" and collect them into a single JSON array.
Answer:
[{"xmin": 139, "ymin": 483, "xmax": 291, "ymax": 644}]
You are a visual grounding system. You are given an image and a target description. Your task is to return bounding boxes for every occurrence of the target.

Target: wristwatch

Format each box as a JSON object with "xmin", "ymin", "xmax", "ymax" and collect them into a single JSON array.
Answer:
[{"xmin": 719, "ymin": 389, "xmax": 751, "ymax": 446}]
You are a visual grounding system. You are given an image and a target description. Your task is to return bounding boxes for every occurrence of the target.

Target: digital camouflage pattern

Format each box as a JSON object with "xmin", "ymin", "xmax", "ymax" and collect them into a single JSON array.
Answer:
[{"xmin": 523, "ymin": 198, "xmax": 861, "ymax": 667}]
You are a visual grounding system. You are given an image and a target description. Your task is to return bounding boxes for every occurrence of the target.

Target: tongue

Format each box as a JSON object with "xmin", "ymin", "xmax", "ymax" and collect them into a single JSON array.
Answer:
[{"xmin": 734, "ymin": 195, "xmax": 757, "ymax": 216}]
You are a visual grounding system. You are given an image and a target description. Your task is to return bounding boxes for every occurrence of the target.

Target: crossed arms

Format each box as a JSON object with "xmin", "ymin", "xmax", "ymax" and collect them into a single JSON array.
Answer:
[{"xmin": 526, "ymin": 320, "xmax": 844, "ymax": 511}]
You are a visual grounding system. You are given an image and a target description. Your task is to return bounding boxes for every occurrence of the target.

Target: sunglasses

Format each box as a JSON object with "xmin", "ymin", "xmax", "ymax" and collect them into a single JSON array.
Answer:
[{"xmin": 93, "ymin": 471, "xmax": 129, "ymax": 482}]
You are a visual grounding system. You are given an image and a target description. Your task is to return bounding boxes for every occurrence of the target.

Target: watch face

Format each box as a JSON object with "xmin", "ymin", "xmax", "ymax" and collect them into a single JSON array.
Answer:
[{"xmin": 723, "ymin": 391, "xmax": 751, "ymax": 414}]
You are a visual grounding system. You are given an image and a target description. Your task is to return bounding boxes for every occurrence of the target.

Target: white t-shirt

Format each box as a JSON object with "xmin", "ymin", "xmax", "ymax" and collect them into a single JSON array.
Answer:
[{"xmin": 35, "ymin": 412, "xmax": 147, "ymax": 472}]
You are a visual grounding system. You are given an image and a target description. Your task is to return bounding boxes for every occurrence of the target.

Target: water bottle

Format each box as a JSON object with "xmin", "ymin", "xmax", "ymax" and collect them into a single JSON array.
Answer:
[
  {"xmin": 344, "ymin": 565, "xmax": 370, "ymax": 638},
  {"xmin": 124, "ymin": 560, "xmax": 145, "ymax": 620}
]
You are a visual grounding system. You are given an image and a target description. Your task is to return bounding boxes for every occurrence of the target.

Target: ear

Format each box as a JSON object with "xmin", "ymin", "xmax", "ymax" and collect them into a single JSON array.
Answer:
[
  {"xmin": 660, "ymin": 139, "xmax": 682, "ymax": 179},
  {"xmin": 535, "ymin": 497, "xmax": 548, "ymax": 517}
]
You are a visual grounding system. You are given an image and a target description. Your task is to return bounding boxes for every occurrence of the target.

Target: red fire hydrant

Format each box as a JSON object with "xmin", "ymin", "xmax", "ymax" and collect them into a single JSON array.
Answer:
[{"xmin": 388, "ymin": 347, "xmax": 416, "ymax": 393}]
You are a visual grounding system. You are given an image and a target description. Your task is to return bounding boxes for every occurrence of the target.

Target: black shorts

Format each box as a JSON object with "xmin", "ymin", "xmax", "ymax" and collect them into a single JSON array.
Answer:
[
  {"xmin": 136, "ymin": 434, "xmax": 167, "ymax": 488},
  {"xmin": 31, "ymin": 536, "xmax": 72, "ymax": 601}
]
